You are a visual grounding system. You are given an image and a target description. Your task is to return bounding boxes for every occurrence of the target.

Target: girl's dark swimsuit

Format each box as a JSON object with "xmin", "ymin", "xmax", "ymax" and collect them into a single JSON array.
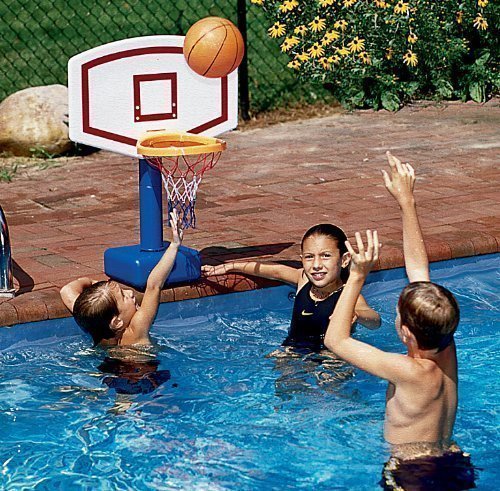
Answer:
[{"xmin": 283, "ymin": 282, "xmax": 343, "ymax": 352}]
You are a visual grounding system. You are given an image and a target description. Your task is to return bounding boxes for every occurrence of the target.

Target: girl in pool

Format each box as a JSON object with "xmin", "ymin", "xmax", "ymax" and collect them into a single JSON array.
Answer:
[{"xmin": 202, "ymin": 223, "xmax": 380, "ymax": 353}]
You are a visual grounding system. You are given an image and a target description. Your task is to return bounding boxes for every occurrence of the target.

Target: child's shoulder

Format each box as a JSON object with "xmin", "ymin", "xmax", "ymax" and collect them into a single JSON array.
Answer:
[{"xmin": 400, "ymin": 355, "xmax": 450, "ymax": 388}]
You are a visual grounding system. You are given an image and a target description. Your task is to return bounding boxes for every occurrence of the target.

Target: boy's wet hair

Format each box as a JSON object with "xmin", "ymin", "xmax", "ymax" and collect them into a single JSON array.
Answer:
[
  {"xmin": 301, "ymin": 224, "xmax": 349, "ymax": 282},
  {"xmin": 398, "ymin": 282, "xmax": 459, "ymax": 351},
  {"xmin": 73, "ymin": 281, "xmax": 119, "ymax": 346}
]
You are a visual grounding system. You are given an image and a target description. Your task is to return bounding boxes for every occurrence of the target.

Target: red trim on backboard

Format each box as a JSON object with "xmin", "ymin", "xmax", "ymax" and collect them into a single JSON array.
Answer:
[
  {"xmin": 189, "ymin": 77, "xmax": 228, "ymax": 134},
  {"xmin": 81, "ymin": 46, "xmax": 229, "ymax": 148},
  {"xmin": 133, "ymin": 73, "xmax": 178, "ymax": 123}
]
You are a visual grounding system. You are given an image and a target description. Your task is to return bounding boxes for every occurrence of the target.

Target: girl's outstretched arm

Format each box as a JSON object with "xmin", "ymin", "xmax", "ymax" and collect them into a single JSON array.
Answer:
[{"xmin": 202, "ymin": 261, "xmax": 301, "ymax": 286}]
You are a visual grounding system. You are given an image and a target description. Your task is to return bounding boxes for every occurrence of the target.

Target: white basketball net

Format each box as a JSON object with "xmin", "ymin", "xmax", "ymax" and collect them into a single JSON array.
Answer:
[{"xmin": 144, "ymin": 152, "xmax": 221, "ymax": 229}]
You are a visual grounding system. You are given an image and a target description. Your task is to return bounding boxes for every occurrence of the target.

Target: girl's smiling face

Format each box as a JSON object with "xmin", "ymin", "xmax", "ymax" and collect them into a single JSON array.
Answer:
[{"xmin": 301, "ymin": 234, "xmax": 350, "ymax": 290}]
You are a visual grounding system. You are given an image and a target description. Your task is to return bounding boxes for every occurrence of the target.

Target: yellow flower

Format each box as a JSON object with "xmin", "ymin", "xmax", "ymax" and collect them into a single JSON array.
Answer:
[
  {"xmin": 336, "ymin": 45, "xmax": 350, "ymax": 57},
  {"xmin": 268, "ymin": 22, "xmax": 286, "ymax": 38},
  {"xmin": 318, "ymin": 57, "xmax": 332, "ymax": 69},
  {"xmin": 279, "ymin": 0, "xmax": 298, "ymax": 12},
  {"xmin": 309, "ymin": 16, "xmax": 327, "ymax": 32},
  {"xmin": 308, "ymin": 42, "xmax": 325, "ymax": 58},
  {"xmin": 403, "ymin": 50, "xmax": 418, "ymax": 67},
  {"xmin": 250, "ymin": 0, "xmax": 264, "ymax": 4},
  {"xmin": 473, "ymin": 13, "xmax": 488, "ymax": 30},
  {"xmin": 281, "ymin": 37, "xmax": 299, "ymax": 52},
  {"xmin": 386, "ymin": 47, "xmax": 394, "ymax": 60},
  {"xmin": 322, "ymin": 30, "xmax": 340, "ymax": 45},
  {"xmin": 407, "ymin": 32, "xmax": 418, "ymax": 44},
  {"xmin": 318, "ymin": 0, "xmax": 334, "ymax": 6},
  {"xmin": 343, "ymin": 0, "xmax": 357, "ymax": 7},
  {"xmin": 456, "ymin": 11, "xmax": 463, "ymax": 24},
  {"xmin": 287, "ymin": 60, "xmax": 301, "ymax": 70},
  {"xmin": 334, "ymin": 19, "xmax": 348, "ymax": 31},
  {"xmin": 294, "ymin": 25, "xmax": 308, "ymax": 36},
  {"xmin": 296, "ymin": 52, "xmax": 310, "ymax": 62},
  {"xmin": 358, "ymin": 51, "xmax": 371, "ymax": 64},
  {"xmin": 348, "ymin": 36, "xmax": 365, "ymax": 53},
  {"xmin": 374, "ymin": 0, "xmax": 388, "ymax": 7},
  {"xmin": 394, "ymin": 1, "xmax": 409, "ymax": 14},
  {"xmin": 281, "ymin": 38, "xmax": 294, "ymax": 53},
  {"xmin": 335, "ymin": 46, "xmax": 350, "ymax": 57},
  {"xmin": 328, "ymin": 54, "xmax": 341, "ymax": 64},
  {"xmin": 478, "ymin": 0, "xmax": 488, "ymax": 6}
]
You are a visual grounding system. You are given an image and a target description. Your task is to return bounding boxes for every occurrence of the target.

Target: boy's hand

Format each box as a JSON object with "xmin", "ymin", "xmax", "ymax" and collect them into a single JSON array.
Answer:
[
  {"xmin": 345, "ymin": 230, "xmax": 379, "ymax": 279},
  {"xmin": 169, "ymin": 210, "xmax": 183, "ymax": 246},
  {"xmin": 201, "ymin": 263, "xmax": 231, "ymax": 276},
  {"xmin": 382, "ymin": 151, "xmax": 415, "ymax": 207}
]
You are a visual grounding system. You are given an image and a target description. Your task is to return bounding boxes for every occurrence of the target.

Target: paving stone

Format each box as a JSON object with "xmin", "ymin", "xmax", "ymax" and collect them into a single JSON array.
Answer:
[{"xmin": 0, "ymin": 100, "xmax": 498, "ymax": 326}]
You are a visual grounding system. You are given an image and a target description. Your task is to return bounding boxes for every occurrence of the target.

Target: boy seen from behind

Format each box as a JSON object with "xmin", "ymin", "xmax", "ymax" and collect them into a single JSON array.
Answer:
[{"xmin": 324, "ymin": 153, "xmax": 475, "ymax": 490}]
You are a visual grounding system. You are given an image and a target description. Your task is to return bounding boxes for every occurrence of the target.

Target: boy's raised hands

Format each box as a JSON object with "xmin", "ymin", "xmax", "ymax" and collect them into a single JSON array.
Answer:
[
  {"xmin": 345, "ymin": 230, "xmax": 379, "ymax": 279},
  {"xmin": 382, "ymin": 151, "xmax": 416, "ymax": 207},
  {"xmin": 382, "ymin": 151, "xmax": 430, "ymax": 282}
]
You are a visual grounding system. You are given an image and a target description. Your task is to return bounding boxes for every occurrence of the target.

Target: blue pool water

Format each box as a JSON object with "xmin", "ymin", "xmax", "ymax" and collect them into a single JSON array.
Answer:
[{"xmin": 0, "ymin": 254, "xmax": 498, "ymax": 490}]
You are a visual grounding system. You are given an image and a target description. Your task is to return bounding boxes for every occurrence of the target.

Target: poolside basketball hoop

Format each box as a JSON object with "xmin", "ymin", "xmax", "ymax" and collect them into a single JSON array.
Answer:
[{"xmin": 138, "ymin": 131, "xmax": 226, "ymax": 229}]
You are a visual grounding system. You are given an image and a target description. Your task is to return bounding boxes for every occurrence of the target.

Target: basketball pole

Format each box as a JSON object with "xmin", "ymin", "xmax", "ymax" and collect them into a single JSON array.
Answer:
[
  {"xmin": 103, "ymin": 159, "xmax": 201, "ymax": 290},
  {"xmin": 139, "ymin": 159, "xmax": 163, "ymax": 251}
]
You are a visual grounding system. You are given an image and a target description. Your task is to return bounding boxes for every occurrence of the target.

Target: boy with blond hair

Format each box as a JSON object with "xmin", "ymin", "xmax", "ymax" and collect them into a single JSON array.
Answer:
[{"xmin": 324, "ymin": 153, "xmax": 475, "ymax": 489}]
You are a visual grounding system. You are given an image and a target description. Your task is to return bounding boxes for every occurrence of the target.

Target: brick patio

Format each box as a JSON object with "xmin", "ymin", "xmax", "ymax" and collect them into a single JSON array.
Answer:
[{"xmin": 1, "ymin": 100, "xmax": 499, "ymax": 326}]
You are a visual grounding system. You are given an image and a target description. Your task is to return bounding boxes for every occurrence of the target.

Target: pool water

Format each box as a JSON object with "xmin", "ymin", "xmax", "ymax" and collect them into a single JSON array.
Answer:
[{"xmin": 0, "ymin": 254, "xmax": 498, "ymax": 490}]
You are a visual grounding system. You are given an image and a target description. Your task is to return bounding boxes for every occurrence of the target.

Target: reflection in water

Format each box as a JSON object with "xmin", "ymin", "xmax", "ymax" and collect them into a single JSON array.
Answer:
[
  {"xmin": 99, "ymin": 357, "xmax": 170, "ymax": 395},
  {"xmin": 98, "ymin": 347, "xmax": 172, "ymax": 413},
  {"xmin": 268, "ymin": 347, "xmax": 354, "ymax": 404}
]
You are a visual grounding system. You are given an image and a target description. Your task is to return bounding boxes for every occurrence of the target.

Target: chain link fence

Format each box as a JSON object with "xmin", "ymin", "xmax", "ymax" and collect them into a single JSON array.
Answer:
[{"xmin": 0, "ymin": 0, "xmax": 330, "ymax": 117}]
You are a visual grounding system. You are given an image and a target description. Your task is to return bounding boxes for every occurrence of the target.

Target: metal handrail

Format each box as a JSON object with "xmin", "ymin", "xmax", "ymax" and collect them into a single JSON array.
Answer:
[{"xmin": 0, "ymin": 205, "xmax": 15, "ymax": 298}]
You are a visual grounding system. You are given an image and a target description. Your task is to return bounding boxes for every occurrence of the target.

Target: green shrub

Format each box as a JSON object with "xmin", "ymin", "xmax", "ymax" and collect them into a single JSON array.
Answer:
[{"xmin": 251, "ymin": 0, "xmax": 498, "ymax": 110}]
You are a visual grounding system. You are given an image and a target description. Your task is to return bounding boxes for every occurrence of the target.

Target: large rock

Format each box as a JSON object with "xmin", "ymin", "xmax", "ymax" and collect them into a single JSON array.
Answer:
[{"xmin": 0, "ymin": 85, "xmax": 72, "ymax": 157}]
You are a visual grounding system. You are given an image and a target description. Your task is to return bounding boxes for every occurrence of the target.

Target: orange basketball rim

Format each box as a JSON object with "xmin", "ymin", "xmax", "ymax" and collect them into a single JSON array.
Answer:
[{"xmin": 137, "ymin": 130, "xmax": 226, "ymax": 228}]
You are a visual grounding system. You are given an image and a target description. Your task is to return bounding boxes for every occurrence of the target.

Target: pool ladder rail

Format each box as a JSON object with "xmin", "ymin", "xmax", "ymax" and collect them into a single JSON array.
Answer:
[{"xmin": 0, "ymin": 205, "xmax": 15, "ymax": 298}]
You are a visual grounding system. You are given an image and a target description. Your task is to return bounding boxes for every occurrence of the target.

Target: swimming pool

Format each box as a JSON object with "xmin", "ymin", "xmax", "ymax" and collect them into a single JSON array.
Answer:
[{"xmin": 0, "ymin": 254, "xmax": 498, "ymax": 490}]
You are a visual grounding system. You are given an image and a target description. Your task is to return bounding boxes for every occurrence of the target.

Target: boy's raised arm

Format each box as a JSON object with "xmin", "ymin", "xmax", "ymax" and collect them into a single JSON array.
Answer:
[
  {"xmin": 129, "ymin": 211, "xmax": 183, "ymax": 339},
  {"xmin": 60, "ymin": 277, "xmax": 97, "ymax": 312},
  {"xmin": 324, "ymin": 231, "xmax": 417, "ymax": 383},
  {"xmin": 382, "ymin": 152, "xmax": 430, "ymax": 283},
  {"xmin": 324, "ymin": 231, "xmax": 379, "ymax": 353}
]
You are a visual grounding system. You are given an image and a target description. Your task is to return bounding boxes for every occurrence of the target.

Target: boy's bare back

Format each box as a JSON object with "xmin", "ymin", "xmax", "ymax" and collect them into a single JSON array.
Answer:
[
  {"xmin": 324, "ymin": 153, "xmax": 460, "ymax": 460},
  {"xmin": 384, "ymin": 343, "xmax": 458, "ymax": 455}
]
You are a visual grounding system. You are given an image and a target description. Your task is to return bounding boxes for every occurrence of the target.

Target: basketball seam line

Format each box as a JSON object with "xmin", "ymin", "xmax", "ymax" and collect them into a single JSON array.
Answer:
[
  {"xmin": 203, "ymin": 25, "xmax": 228, "ymax": 77},
  {"xmin": 187, "ymin": 25, "xmax": 224, "ymax": 61},
  {"xmin": 226, "ymin": 23, "xmax": 241, "ymax": 74},
  {"xmin": 186, "ymin": 23, "xmax": 229, "ymax": 76}
]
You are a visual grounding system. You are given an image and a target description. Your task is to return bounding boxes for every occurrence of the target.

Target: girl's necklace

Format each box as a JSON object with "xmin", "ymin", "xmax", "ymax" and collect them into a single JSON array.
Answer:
[{"xmin": 310, "ymin": 284, "xmax": 344, "ymax": 304}]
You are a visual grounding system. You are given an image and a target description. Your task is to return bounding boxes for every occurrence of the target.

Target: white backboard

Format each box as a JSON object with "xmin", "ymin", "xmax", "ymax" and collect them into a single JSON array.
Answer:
[{"xmin": 68, "ymin": 36, "xmax": 238, "ymax": 158}]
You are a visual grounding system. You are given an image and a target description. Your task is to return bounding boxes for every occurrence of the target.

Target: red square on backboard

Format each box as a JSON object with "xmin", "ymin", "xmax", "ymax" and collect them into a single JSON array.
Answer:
[{"xmin": 133, "ymin": 73, "xmax": 178, "ymax": 122}]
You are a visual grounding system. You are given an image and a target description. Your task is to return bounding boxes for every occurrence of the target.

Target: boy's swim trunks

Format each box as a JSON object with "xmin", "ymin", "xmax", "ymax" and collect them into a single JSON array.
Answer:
[
  {"xmin": 381, "ymin": 450, "xmax": 477, "ymax": 490},
  {"xmin": 283, "ymin": 282, "xmax": 342, "ymax": 352}
]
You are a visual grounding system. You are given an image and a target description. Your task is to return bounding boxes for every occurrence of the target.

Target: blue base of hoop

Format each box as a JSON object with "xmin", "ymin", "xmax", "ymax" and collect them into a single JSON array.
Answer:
[{"xmin": 104, "ymin": 243, "xmax": 201, "ymax": 290}]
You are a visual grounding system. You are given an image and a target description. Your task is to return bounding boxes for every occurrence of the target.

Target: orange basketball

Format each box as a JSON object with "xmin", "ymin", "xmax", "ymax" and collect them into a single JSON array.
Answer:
[{"xmin": 183, "ymin": 17, "xmax": 245, "ymax": 78}]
